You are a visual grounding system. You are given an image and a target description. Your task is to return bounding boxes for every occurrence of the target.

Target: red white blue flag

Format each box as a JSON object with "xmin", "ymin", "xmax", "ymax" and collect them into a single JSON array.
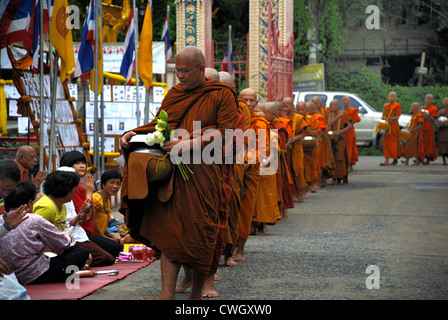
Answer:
[
  {"xmin": 74, "ymin": 0, "xmax": 95, "ymax": 81},
  {"xmin": 222, "ymin": 26, "xmax": 234, "ymax": 78},
  {"xmin": 120, "ymin": 8, "xmax": 135, "ymax": 85},
  {"xmin": 161, "ymin": 11, "xmax": 172, "ymax": 63},
  {"xmin": 0, "ymin": 0, "xmax": 48, "ymax": 52}
]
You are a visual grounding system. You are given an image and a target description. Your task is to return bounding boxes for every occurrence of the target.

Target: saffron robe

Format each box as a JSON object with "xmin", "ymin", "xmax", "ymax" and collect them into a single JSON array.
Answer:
[
  {"xmin": 304, "ymin": 114, "xmax": 320, "ymax": 184},
  {"xmin": 403, "ymin": 112, "xmax": 424, "ymax": 162},
  {"xmin": 225, "ymin": 99, "xmax": 251, "ymax": 254},
  {"xmin": 286, "ymin": 113, "xmax": 308, "ymax": 193},
  {"xmin": 421, "ymin": 104, "xmax": 439, "ymax": 161},
  {"xmin": 344, "ymin": 107, "xmax": 361, "ymax": 165},
  {"xmin": 121, "ymin": 80, "xmax": 239, "ymax": 274},
  {"xmin": 382, "ymin": 102, "xmax": 404, "ymax": 160},
  {"xmin": 237, "ymin": 112, "xmax": 269, "ymax": 240},
  {"xmin": 272, "ymin": 117, "xmax": 294, "ymax": 210},
  {"xmin": 328, "ymin": 112, "xmax": 351, "ymax": 181}
]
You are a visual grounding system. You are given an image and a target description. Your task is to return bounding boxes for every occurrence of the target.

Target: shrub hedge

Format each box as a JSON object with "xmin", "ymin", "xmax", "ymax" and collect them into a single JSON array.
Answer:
[{"xmin": 326, "ymin": 67, "xmax": 448, "ymax": 114}]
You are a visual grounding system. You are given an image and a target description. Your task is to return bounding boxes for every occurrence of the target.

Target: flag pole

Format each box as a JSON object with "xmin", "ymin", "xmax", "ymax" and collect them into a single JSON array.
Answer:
[
  {"xmin": 144, "ymin": 0, "xmax": 153, "ymax": 124},
  {"xmin": 49, "ymin": 0, "xmax": 57, "ymax": 172},
  {"xmin": 93, "ymin": 0, "xmax": 100, "ymax": 185},
  {"xmin": 38, "ymin": 0, "xmax": 45, "ymax": 189},
  {"xmin": 99, "ymin": 1, "xmax": 105, "ymax": 175},
  {"xmin": 49, "ymin": 51, "xmax": 58, "ymax": 172},
  {"xmin": 134, "ymin": 0, "xmax": 140, "ymax": 126}
]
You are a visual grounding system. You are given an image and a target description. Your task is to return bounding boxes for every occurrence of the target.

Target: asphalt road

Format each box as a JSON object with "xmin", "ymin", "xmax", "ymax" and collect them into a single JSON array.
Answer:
[{"xmin": 83, "ymin": 155, "xmax": 448, "ymax": 301}]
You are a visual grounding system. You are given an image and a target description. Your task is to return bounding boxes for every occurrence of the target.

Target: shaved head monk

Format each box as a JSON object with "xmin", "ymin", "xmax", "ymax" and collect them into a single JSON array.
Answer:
[
  {"xmin": 421, "ymin": 94, "xmax": 439, "ymax": 165},
  {"xmin": 119, "ymin": 46, "xmax": 239, "ymax": 300},
  {"xmin": 342, "ymin": 96, "xmax": 361, "ymax": 171},
  {"xmin": 234, "ymin": 88, "xmax": 266, "ymax": 261},
  {"xmin": 14, "ymin": 146, "xmax": 46, "ymax": 188},
  {"xmin": 205, "ymin": 67, "xmax": 220, "ymax": 81},
  {"xmin": 380, "ymin": 92, "xmax": 403, "ymax": 166},
  {"xmin": 283, "ymin": 99, "xmax": 308, "ymax": 202}
]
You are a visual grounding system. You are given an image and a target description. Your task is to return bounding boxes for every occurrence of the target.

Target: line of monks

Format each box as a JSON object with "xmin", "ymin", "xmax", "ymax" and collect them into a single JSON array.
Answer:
[
  {"xmin": 120, "ymin": 48, "xmax": 446, "ymax": 300},
  {"xmin": 163, "ymin": 67, "xmax": 361, "ymax": 298},
  {"xmin": 380, "ymin": 92, "xmax": 448, "ymax": 166},
  {"xmin": 191, "ymin": 74, "xmax": 361, "ymax": 297}
]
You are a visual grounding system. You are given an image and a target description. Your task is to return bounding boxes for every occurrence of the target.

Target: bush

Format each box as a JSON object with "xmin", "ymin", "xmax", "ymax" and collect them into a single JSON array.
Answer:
[{"xmin": 326, "ymin": 67, "xmax": 448, "ymax": 114}]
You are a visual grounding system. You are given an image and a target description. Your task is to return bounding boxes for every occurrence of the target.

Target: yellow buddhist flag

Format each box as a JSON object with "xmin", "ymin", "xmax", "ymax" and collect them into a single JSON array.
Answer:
[
  {"xmin": 49, "ymin": 0, "xmax": 75, "ymax": 83},
  {"xmin": 90, "ymin": 20, "xmax": 103, "ymax": 95},
  {"xmin": 138, "ymin": 3, "xmax": 153, "ymax": 91},
  {"xmin": 0, "ymin": 81, "xmax": 7, "ymax": 136}
]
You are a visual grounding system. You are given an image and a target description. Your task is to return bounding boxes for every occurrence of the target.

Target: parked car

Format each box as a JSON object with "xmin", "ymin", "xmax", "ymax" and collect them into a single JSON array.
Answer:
[{"xmin": 292, "ymin": 91, "xmax": 412, "ymax": 148}]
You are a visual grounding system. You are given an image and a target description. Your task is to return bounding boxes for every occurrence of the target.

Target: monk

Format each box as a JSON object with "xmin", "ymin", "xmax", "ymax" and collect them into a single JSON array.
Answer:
[
  {"xmin": 302, "ymin": 102, "xmax": 320, "ymax": 192},
  {"xmin": 283, "ymin": 99, "xmax": 308, "ymax": 203},
  {"xmin": 342, "ymin": 96, "xmax": 361, "ymax": 171},
  {"xmin": 327, "ymin": 99, "xmax": 353, "ymax": 184},
  {"xmin": 380, "ymin": 92, "xmax": 404, "ymax": 166},
  {"xmin": 274, "ymin": 101, "xmax": 295, "ymax": 217},
  {"xmin": 251, "ymin": 101, "xmax": 279, "ymax": 235},
  {"xmin": 218, "ymin": 71, "xmax": 251, "ymax": 268},
  {"xmin": 308, "ymin": 102, "xmax": 326, "ymax": 191},
  {"xmin": 401, "ymin": 102, "xmax": 424, "ymax": 166},
  {"xmin": 119, "ymin": 46, "xmax": 239, "ymax": 300},
  {"xmin": 420, "ymin": 94, "xmax": 439, "ymax": 165},
  {"xmin": 311, "ymin": 97, "xmax": 334, "ymax": 185},
  {"xmin": 435, "ymin": 97, "xmax": 448, "ymax": 166},
  {"xmin": 234, "ymin": 88, "xmax": 264, "ymax": 262},
  {"xmin": 205, "ymin": 67, "xmax": 220, "ymax": 81}
]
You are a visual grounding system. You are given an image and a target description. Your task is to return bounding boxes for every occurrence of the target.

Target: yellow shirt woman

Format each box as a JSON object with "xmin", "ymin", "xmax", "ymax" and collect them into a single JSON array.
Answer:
[{"xmin": 92, "ymin": 191, "xmax": 111, "ymax": 234}]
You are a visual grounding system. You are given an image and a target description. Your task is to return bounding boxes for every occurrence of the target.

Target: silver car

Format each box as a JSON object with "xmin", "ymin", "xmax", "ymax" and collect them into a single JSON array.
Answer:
[{"xmin": 293, "ymin": 91, "xmax": 412, "ymax": 147}]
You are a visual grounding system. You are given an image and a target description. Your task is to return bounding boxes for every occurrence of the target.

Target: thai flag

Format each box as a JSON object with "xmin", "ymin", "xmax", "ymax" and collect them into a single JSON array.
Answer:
[
  {"xmin": 222, "ymin": 29, "xmax": 234, "ymax": 77},
  {"xmin": 120, "ymin": 9, "xmax": 135, "ymax": 85},
  {"xmin": 0, "ymin": 0, "xmax": 30, "ymax": 48},
  {"xmin": 74, "ymin": 0, "xmax": 95, "ymax": 81},
  {"xmin": 161, "ymin": 12, "xmax": 172, "ymax": 63},
  {"xmin": 31, "ymin": 0, "xmax": 50, "ymax": 73},
  {"xmin": 0, "ymin": 0, "xmax": 48, "ymax": 53}
]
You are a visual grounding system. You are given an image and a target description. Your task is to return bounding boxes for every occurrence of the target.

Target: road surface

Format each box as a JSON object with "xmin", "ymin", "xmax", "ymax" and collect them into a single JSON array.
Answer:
[{"xmin": 83, "ymin": 156, "xmax": 448, "ymax": 301}]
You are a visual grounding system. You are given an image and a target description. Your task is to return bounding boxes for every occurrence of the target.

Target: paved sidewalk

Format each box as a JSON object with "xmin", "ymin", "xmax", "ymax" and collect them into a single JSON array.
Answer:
[{"xmin": 84, "ymin": 156, "xmax": 448, "ymax": 300}]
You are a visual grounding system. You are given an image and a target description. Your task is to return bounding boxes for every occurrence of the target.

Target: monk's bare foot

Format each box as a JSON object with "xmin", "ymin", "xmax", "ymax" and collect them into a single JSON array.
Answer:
[
  {"xmin": 225, "ymin": 256, "xmax": 237, "ymax": 267},
  {"xmin": 257, "ymin": 231, "xmax": 267, "ymax": 236},
  {"xmin": 214, "ymin": 274, "xmax": 221, "ymax": 281},
  {"xmin": 175, "ymin": 278, "xmax": 192, "ymax": 293},
  {"xmin": 202, "ymin": 275, "xmax": 219, "ymax": 298},
  {"xmin": 234, "ymin": 252, "xmax": 245, "ymax": 261},
  {"xmin": 390, "ymin": 159, "xmax": 398, "ymax": 165},
  {"xmin": 380, "ymin": 162, "xmax": 389, "ymax": 166}
]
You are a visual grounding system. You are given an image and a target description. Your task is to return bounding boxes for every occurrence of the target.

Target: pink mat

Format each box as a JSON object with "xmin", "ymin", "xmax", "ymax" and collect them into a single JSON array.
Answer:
[{"xmin": 24, "ymin": 260, "xmax": 153, "ymax": 300}]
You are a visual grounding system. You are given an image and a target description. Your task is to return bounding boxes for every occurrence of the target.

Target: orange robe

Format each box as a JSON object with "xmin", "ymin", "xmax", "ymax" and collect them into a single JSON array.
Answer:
[
  {"xmin": 271, "ymin": 118, "xmax": 294, "ymax": 210},
  {"xmin": 403, "ymin": 112, "xmax": 424, "ymax": 162},
  {"xmin": 344, "ymin": 107, "xmax": 360, "ymax": 165},
  {"xmin": 314, "ymin": 113, "xmax": 327, "ymax": 172},
  {"xmin": 286, "ymin": 113, "xmax": 308, "ymax": 194},
  {"xmin": 237, "ymin": 112, "xmax": 268, "ymax": 240},
  {"xmin": 304, "ymin": 115, "xmax": 320, "ymax": 184},
  {"xmin": 328, "ymin": 111, "xmax": 351, "ymax": 182},
  {"xmin": 252, "ymin": 123, "xmax": 279, "ymax": 225},
  {"xmin": 421, "ymin": 104, "xmax": 438, "ymax": 161},
  {"xmin": 121, "ymin": 80, "xmax": 239, "ymax": 274},
  {"xmin": 382, "ymin": 102, "xmax": 404, "ymax": 160},
  {"xmin": 319, "ymin": 107, "xmax": 335, "ymax": 177},
  {"xmin": 225, "ymin": 99, "xmax": 251, "ymax": 256}
]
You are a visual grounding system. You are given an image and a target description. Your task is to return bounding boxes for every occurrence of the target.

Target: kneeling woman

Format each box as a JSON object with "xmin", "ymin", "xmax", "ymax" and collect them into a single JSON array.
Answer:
[{"xmin": 0, "ymin": 180, "xmax": 90, "ymax": 285}]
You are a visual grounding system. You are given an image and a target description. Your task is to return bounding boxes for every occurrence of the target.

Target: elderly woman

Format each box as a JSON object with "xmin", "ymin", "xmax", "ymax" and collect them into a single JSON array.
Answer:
[{"xmin": 0, "ymin": 180, "xmax": 90, "ymax": 285}]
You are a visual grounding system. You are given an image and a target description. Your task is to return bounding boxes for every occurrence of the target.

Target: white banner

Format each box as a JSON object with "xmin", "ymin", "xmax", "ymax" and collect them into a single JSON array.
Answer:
[
  {"xmin": 74, "ymin": 41, "xmax": 166, "ymax": 74},
  {"xmin": 1, "ymin": 42, "xmax": 166, "ymax": 74}
]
